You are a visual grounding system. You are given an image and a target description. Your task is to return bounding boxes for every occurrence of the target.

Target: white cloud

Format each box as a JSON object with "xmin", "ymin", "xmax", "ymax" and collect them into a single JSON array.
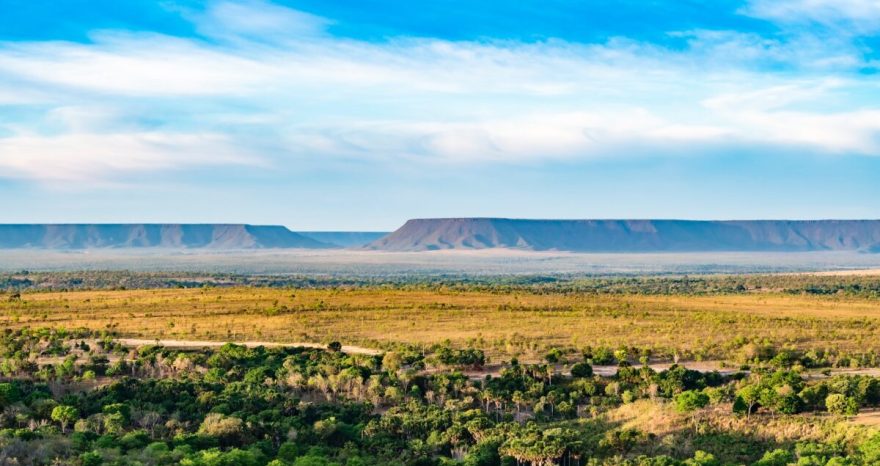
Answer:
[
  {"xmin": 193, "ymin": 0, "xmax": 331, "ymax": 41},
  {"xmin": 743, "ymin": 0, "xmax": 880, "ymax": 33},
  {"xmin": 286, "ymin": 112, "xmax": 732, "ymax": 164},
  {"xmin": 1, "ymin": 0, "xmax": 879, "ymax": 184},
  {"xmin": 0, "ymin": 132, "xmax": 256, "ymax": 183},
  {"xmin": 0, "ymin": 35, "xmax": 271, "ymax": 96},
  {"xmin": 700, "ymin": 81, "xmax": 880, "ymax": 154}
]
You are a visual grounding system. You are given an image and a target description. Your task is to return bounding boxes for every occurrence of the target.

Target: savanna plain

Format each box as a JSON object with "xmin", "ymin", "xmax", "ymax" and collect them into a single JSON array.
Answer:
[{"xmin": 4, "ymin": 271, "xmax": 880, "ymax": 465}]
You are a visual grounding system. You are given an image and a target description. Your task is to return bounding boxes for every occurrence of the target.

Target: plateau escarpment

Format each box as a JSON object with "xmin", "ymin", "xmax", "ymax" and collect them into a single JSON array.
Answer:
[
  {"xmin": 368, "ymin": 218, "xmax": 880, "ymax": 252},
  {"xmin": 0, "ymin": 224, "xmax": 331, "ymax": 249}
]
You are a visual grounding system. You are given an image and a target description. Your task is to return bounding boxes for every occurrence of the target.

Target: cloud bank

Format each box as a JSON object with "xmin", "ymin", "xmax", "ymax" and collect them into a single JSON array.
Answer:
[{"xmin": 1, "ymin": 0, "xmax": 879, "ymax": 184}]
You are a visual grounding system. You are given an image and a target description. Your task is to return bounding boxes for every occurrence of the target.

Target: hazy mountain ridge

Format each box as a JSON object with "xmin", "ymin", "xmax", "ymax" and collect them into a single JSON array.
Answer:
[
  {"xmin": 0, "ymin": 224, "xmax": 331, "ymax": 249},
  {"xmin": 368, "ymin": 218, "xmax": 880, "ymax": 252}
]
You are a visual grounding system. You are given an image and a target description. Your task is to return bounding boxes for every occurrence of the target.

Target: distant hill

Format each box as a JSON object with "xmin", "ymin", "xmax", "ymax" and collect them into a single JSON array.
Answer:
[
  {"xmin": 0, "ymin": 224, "xmax": 332, "ymax": 249},
  {"xmin": 367, "ymin": 218, "xmax": 880, "ymax": 252},
  {"xmin": 297, "ymin": 232, "xmax": 390, "ymax": 248}
]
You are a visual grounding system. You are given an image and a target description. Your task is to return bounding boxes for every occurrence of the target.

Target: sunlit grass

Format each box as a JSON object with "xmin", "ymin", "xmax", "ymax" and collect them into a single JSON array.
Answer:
[{"xmin": 3, "ymin": 287, "xmax": 880, "ymax": 360}]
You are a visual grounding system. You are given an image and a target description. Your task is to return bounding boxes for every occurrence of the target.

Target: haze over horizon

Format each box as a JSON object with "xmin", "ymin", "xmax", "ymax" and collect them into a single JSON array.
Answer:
[{"xmin": 3, "ymin": 0, "xmax": 880, "ymax": 230}]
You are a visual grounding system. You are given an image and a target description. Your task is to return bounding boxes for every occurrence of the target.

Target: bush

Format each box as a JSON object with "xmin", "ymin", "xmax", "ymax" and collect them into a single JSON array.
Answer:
[
  {"xmin": 570, "ymin": 362, "xmax": 593, "ymax": 378},
  {"xmin": 544, "ymin": 348, "xmax": 563, "ymax": 364},
  {"xmin": 198, "ymin": 413, "xmax": 245, "ymax": 445},
  {"xmin": 685, "ymin": 450, "xmax": 720, "ymax": 466},
  {"xmin": 119, "ymin": 430, "xmax": 151, "ymax": 450},
  {"xmin": 825, "ymin": 394, "xmax": 859, "ymax": 416},
  {"xmin": 0, "ymin": 383, "xmax": 21, "ymax": 407},
  {"xmin": 675, "ymin": 390, "xmax": 709, "ymax": 413},
  {"xmin": 277, "ymin": 442, "xmax": 301, "ymax": 462},
  {"xmin": 80, "ymin": 451, "xmax": 102, "ymax": 466},
  {"xmin": 293, "ymin": 455, "xmax": 342, "ymax": 466},
  {"xmin": 754, "ymin": 449, "xmax": 794, "ymax": 466},
  {"xmin": 860, "ymin": 432, "xmax": 880, "ymax": 464},
  {"xmin": 590, "ymin": 347, "xmax": 615, "ymax": 365}
]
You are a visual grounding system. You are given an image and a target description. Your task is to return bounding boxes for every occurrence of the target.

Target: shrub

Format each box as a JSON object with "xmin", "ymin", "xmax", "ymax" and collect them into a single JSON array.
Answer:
[
  {"xmin": 685, "ymin": 450, "xmax": 720, "ymax": 466},
  {"xmin": 825, "ymin": 394, "xmax": 859, "ymax": 416},
  {"xmin": 80, "ymin": 452, "xmax": 102, "ymax": 466},
  {"xmin": 198, "ymin": 413, "xmax": 245, "ymax": 445},
  {"xmin": 754, "ymin": 449, "xmax": 794, "ymax": 466},
  {"xmin": 860, "ymin": 432, "xmax": 880, "ymax": 464},
  {"xmin": 570, "ymin": 362, "xmax": 593, "ymax": 378},
  {"xmin": 0, "ymin": 383, "xmax": 21, "ymax": 407},
  {"xmin": 675, "ymin": 390, "xmax": 709, "ymax": 413},
  {"xmin": 591, "ymin": 347, "xmax": 615, "ymax": 365}
]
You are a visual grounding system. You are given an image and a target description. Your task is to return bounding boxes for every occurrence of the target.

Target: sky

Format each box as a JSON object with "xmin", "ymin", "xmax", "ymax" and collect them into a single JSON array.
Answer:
[{"xmin": 1, "ymin": 0, "xmax": 880, "ymax": 230}]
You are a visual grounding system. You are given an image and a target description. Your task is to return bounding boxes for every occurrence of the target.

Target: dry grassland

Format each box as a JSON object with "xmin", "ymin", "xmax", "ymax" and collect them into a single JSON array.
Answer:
[{"xmin": 2, "ymin": 287, "xmax": 880, "ymax": 359}]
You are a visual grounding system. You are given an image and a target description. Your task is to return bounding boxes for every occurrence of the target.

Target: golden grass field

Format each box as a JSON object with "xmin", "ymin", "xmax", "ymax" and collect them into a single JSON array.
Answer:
[{"xmin": 3, "ymin": 287, "xmax": 880, "ymax": 359}]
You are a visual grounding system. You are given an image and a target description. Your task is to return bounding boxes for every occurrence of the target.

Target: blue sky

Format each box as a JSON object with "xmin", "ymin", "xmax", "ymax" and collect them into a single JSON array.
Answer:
[{"xmin": 1, "ymin": 0, "xmax": 880, "ymax": 230}]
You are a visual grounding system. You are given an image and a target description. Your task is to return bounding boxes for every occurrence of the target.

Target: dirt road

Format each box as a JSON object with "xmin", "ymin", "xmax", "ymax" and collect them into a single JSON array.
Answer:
[{"xmin": 116, "ymin": 338, "xmax": 382, "ymax": 356}]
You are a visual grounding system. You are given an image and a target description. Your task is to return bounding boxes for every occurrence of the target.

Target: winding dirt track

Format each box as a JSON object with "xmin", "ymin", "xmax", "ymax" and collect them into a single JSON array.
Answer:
[{"xmin": 116, "ymin": 338, "xmax": 382, "ymax": 356}]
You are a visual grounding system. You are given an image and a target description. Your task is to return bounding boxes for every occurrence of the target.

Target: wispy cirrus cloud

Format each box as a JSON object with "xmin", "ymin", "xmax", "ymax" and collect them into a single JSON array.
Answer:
[
  {"xmin": 1, "ymin": 0, "xmax": 880, "ymax": 186},
  {"xmin": 0, "ymin": 130, "xmax": 256, "ymax": 183},
  {"xmin": 743, "ymin": 0, "xmax": 880, "ymax": 33}
]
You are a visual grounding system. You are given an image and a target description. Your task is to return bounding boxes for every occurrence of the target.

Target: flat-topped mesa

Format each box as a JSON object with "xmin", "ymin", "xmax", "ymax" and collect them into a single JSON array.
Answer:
[
  {"xmin": 367, "ymin": 218, "xmax": 880, "ymax": 252},
  {"xmin": 0, "ymin": 224, "xmax": 332, "ymax": 249}
]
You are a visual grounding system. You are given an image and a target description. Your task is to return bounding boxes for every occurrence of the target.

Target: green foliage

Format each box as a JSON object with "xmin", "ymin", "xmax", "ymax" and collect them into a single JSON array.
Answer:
[
  {"xmin": 826, "ymin": 394, "xmax": 859, "ymax": 416},
  {"xmin": 435, "ymin": 345, "xmax": 486, "ymax": 368},
  {"xmin": 684, "ymin": 450, "xmax": 720, "ymax": 466},
  {"xmin": 754, "ymin": 449, "xmax": 795, "ymax": 466},
  {"xmin": 0, "ymin": 382, "xmax": 21, "ymax": 406},
  {"xmin": 50, "ymin": 405, "xmax": 78, "ymax": 432},
  {"xmin": 859, "ymin": 432, "xmax": 880, "ymax": 464},
  {"xmin": 570, "ymin": 362, "xmax": 593, "ymax": 378},
  {"xmin": 674, "ymin": 391, "xmax": 709, "ymax": 413},
  {"xmin": 5, "ymin": 314, "xmax": 880, "ymax": 466},
  {"xmin": 327, "ymin": 341, "xmax": 343, "ymax": 353}
]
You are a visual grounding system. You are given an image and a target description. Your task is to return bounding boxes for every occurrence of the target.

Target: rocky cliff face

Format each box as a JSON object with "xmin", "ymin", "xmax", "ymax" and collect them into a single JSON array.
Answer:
[{"xmin": 367, "ymin": 218, "xmax": 880, "ymax": 252}]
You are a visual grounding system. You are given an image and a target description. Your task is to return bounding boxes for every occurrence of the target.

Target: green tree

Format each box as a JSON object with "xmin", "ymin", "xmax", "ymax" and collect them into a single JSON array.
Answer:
[
  {"xmin": 736, "ymin": 384, "xmax": 763, "ymax": 419},
  {"xmin": 685, "ymin": 450, "xmax": 720, "ymax": 466},
  {"xmin": 51, "ymin": 405, "xmax": 79, "ymax": 433},
  {"xmin": 382, "ymin": 352, "xmax": 403, "ymax": 372},
  {"xmin": 754, "ymin": 449, "xmax": 794, "ymax": 466},
  {"xmin": 675, "ymin": 390, "xmax": 709, "ymax": 413},
  {"xmin": 859, "ymin": 432, "xmax": 880, "ymax": 464},
  {"xmin": 198, "ymin": 413, "xmax": 245, "ymax": 445},
  {"xmin": 826, "ymin": 394, "xmax": 859, "ymax": 416},
  {"xmin": 0, "ymin": 382, "xmax": 20, "ymax": 407},
  {"xmin": 570, "ymin": 362, "xmax": 593, "ymax": 379}
]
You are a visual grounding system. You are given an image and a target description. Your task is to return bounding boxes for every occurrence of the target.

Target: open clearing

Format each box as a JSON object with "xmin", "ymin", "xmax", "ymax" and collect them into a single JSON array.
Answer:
[{"xmin": 4, "ymin": 287, "xmax": 880, "ymax": 360}]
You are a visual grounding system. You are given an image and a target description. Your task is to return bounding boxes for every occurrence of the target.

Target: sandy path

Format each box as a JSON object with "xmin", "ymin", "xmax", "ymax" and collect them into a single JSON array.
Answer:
[{"xmin": 116, "ymin": 338, "xmax": 382, "ymax": 356}]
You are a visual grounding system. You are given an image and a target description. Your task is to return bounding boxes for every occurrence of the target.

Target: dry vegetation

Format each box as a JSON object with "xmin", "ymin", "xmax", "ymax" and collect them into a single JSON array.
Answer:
[{"xmin": 3, "ymin": 287, "xmax": 880, "ymax": 361}]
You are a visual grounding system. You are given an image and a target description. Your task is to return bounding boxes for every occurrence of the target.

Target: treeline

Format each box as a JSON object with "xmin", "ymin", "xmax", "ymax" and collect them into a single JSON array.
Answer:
[{"xmin": 3, "ymin": 271, "xmax": 880, "ymax": 298}]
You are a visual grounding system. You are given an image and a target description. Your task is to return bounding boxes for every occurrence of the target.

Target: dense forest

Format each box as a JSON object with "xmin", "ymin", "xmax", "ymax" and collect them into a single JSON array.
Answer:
[{"xmin": 3, "ymin": 328, "xmax": 880, "ymax": 465}]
